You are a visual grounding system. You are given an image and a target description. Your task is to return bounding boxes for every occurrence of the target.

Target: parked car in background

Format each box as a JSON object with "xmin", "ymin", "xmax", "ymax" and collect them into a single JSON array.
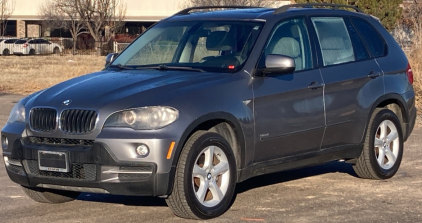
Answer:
[
  {"xmin": 13, "ymin": 38, "xmax": 62, "ymax": 55},
  {"xmin": 0, "ymin": 38, "xmax": 18, "ymax": 55}
]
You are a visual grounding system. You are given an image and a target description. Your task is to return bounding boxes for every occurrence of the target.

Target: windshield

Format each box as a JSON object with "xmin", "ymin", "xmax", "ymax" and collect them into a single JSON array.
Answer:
[{"xmin": 111, "ymin": 21, "xmax": 263, "ymax": 72}]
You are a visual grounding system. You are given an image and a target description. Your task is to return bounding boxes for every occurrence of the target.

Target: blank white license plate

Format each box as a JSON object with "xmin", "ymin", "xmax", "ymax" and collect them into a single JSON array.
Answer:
[{"xmin": 38, "ymin": 151, "xmax": 69, "ymax": 173}]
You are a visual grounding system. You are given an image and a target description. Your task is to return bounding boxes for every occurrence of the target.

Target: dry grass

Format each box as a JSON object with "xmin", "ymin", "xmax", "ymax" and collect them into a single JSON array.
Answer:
[{"xmin": 0, "ymin": 56, "xmax": 104, "ymax": 95}]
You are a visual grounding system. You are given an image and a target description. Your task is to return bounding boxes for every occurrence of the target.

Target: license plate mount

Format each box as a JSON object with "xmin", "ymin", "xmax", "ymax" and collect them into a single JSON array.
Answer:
[{"xmin": 38, "ymin": 150, "xmax": 69, "ymax": 173}]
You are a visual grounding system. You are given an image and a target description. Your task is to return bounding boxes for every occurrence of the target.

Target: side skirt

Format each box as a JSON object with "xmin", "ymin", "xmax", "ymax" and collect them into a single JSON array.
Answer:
[{"xmin": 237, "ymin": 144, "xmax": 362, "ymax": 182}]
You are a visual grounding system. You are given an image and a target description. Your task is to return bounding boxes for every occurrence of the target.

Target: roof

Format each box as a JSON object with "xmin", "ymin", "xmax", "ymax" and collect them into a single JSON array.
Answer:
[{"xmin": 165, "ymin": 6, "xmax": 365, "ymax": 22}]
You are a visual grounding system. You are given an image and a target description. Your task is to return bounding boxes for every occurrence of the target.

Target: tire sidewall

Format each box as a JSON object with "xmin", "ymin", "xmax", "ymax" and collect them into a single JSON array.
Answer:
[
  {"xmin": 183, "ymin": 132, "xmax": 237, "ymax": 219},
  {"xmin": 368, "ymin": 109, "xmax": 404, "ymax": 179}
]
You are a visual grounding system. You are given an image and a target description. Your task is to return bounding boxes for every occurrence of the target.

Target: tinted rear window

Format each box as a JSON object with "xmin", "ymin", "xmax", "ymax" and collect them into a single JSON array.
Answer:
[
  {"xmin": 351, "ymin": 18, "xmax": 386, "ymax": 58},
  {"xmin": 5, "ymin": 39, "xmax": 17, "ymax": 43},
  {"xmin": 15, "ymin": 40, "xmax": 27, "ymax": 44}
]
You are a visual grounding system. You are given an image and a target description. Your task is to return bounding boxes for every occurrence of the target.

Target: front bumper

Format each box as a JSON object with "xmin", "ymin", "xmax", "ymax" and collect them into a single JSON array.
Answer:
[{"xmin": 1, "ymin": 132, "xmax": 174, "ymax": 196}]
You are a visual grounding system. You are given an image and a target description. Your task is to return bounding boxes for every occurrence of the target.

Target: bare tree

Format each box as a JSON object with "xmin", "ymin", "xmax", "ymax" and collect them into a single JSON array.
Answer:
[
  {"xmin": 0, "ymin": 0, "xmax": 15, "ymax": 36},
  {"xmin": 40, "ymin": 0, "xmax": 87, "ymax": 55},
  {"xmin": 75, "ymin": 0, "xmax": 126, "ymax": 55}
]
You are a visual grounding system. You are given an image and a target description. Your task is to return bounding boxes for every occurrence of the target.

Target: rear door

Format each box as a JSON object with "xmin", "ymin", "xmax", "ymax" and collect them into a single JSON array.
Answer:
[
  {"xmin": 253, "ymin": 17, "xmax": 325, "ymax": 162},
  {"xmin": 310, "ymin": 16, "xmax": 385, "ymax": 149}
]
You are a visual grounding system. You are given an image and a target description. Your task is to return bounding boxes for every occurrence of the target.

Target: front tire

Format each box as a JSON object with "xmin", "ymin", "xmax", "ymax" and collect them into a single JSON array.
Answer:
[
  {"xmin": 21, "ymin": 186, "xmax": 80, "ymax": 203},
  {"xmin": 353, "ymin": 108, "xmax": 404, "ymax": 179},
  {"xmin": 166, "ymin": 131, "xmax": 237, "ymax": 219}
]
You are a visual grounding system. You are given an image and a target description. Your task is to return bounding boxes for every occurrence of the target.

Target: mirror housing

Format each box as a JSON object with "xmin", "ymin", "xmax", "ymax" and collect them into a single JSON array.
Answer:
[
  {"xmin": 256, "ymin": 54, "xmax": 296, "ymax": 76},
  {"xmin": 105, "ymin": 53, "xmax": 118, "ymax": 67}
]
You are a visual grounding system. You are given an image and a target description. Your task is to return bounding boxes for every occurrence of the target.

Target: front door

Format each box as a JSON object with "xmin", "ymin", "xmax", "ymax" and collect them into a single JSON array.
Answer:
[{"xmin": 253, "ymin": 17, "xmax": 325, "ymax": 163}]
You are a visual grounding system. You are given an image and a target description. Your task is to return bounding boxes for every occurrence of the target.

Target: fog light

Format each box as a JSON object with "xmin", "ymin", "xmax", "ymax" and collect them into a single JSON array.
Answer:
[
  {"xmin": 136, "ymin": 144, "xmax": 149, "ymax": 156},
  {"xmin": 4, "ymin": 156, "xmax": 9, "ymax": 166},
  {"xmin": 1, "ymin": 136, "xmax": 8, "ymax": 150}
]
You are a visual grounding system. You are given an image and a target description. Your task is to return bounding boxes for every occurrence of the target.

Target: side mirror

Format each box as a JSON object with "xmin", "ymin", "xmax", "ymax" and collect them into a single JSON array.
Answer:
[
  {"xmin": 256, "ymin": 54, "xmax": 296, "ymax": 76},
  {"xmin": 105, "ymin": 53, "xmax": 118, "ymax": 67}
]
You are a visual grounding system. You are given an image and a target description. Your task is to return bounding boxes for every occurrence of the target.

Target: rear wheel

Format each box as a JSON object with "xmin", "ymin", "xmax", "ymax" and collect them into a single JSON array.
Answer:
[
  {"xmin": 53, "ymin": 47, "xmax": 60, "ymax": 54},
  {"xmin": 21, "ymin": 186, "xmax": 80, "ymax": 203},
  {"xmin": 166, "ymin": 131, "xmax": 236, "ymax": 219},
  {"xmin": 353, "ymin": 108, "xmax": 403, "ymax": 179},
  {"xmin": 29, "ymin": 49, "xmax": 35, "ymax": 55},
  {"xmin": 3, "ymin": 49, "xmax": 9, "ymax": 56}
]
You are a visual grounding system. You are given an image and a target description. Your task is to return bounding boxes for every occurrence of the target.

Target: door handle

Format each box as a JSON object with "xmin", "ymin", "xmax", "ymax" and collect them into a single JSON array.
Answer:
[
  {"xmin": 308, "ymin": 81, "xmax": 324, "ymax": 90},
  {"xmin": 368, "ymin": 71, "xmax": 381, "ymax": 78}
]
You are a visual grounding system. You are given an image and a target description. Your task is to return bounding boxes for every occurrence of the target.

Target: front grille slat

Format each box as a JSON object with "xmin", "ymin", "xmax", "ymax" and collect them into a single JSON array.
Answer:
[
  {"xmin": 30, "ymin": 108, "xmax": 57, "ymax": 132},
  {"xmin": 60, "ymin": 109, "xmax": 98, "ymax": 134},
  {"xmin": 80, "ymin": 110, "xmax": 88, "ymax": 132}
]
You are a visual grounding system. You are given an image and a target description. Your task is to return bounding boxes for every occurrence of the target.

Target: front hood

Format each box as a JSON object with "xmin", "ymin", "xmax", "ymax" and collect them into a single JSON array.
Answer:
[{"xmin": 28, "ymin": 69, "xmax": 228, "ymax": 111}]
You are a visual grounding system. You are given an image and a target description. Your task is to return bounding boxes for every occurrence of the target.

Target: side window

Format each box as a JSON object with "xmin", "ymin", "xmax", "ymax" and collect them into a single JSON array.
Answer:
[
  {"xmin": 260, "ymin": 18, "xmax": 313, "ymax": 71},
  {"xmin": 351, "ymin": 18, "xmax": 386, "ymax": 58},
  {"xmin": 344, "ymin": 19, "xmax": 370, "ymax": 61},
  {"xmin": 312, "ymin": 17, "xmax": 355, "ymax": 66},
  {"xmin": 29, "ymin": 40, "xmax": 35, "ymax": 44}
]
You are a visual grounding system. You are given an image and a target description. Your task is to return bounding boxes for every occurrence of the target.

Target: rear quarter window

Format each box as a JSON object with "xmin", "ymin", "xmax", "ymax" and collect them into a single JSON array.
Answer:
[{"xmin": 351, "ymin": 18, "xmax": 386, "ymax": 58}]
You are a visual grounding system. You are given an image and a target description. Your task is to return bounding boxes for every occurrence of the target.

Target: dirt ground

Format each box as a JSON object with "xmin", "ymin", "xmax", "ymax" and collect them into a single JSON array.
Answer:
[{"xmin": 0, "ymin": 94, "xmax": 421, "ymax": 223}]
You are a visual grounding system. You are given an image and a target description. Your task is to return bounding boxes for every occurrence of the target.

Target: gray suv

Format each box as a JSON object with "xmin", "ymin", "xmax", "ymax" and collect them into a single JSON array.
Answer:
[{"xmin": 1, "ymin": 4, "xmax": 417, "ymax": 219}]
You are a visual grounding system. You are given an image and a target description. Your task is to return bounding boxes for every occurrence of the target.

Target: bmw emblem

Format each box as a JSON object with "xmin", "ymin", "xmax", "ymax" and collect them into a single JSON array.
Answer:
[{"xmin": 63, "ymin": 100, "xmax": 72, "ymax": 106}]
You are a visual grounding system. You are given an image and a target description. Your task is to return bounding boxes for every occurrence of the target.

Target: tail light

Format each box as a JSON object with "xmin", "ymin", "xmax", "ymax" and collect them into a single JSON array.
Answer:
[
  {"xmin": 23, "ymin": 44, "xmax": 28, "ymax": 48},
  {"xmin": 406, "ymin": 63, "xmax": 414, "ymax": 85}
]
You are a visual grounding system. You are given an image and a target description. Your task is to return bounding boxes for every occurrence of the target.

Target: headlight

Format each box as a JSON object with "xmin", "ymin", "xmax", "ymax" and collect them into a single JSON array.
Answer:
[
  {"xmin": 7, "ymin": 101, "xmax": 25, "ymax": 124},
  {"xmin": 104, "ymin": 106, "xmax": 179, "ymax": 130}
]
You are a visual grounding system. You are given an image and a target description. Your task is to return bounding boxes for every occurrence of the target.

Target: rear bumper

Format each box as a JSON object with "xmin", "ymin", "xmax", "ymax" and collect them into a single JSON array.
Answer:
[
  {"xmin": 2, "ymin": 132, "xmax": 174, "ymax": 196},
  {"xmin": 405, "ymin": 104, "xmax": 417, "ymax": 141}
]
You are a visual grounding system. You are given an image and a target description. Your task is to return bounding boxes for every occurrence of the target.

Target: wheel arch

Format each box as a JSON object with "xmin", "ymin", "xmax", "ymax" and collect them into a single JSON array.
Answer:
[
  {"xmin": 364, "ymin": 93, "xmax": 409, "ymax": 141},
  {"xmin": 172, "ymin": 112, "xmax": 246, "ymax": 171}
]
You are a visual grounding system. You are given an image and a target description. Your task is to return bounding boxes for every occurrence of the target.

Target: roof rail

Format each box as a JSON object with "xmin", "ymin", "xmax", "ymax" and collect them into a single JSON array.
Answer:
[
  {"xmin": 274, "ymin": 3, "xmax": 363, "ymax": 14},
  {"xmin": 175, "ymin": 6, "xmax": 261, "ymax": 15}
]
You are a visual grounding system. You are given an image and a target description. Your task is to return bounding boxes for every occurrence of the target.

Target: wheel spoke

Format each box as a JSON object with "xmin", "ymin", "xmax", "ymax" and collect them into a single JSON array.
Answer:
[
  {"xmin": 204, "ymin": 146, "xmax": 215, "ymax": 169},
  {"xmin": 385, "ymin": 148, "xmax": 397, "ymax": 163},
  {"xmin": 213, "ymin": 161, "xmax": 229, "ymax": 176},
  {"xmin": 209, "ymin": 178, "xmax": 224, "ymax": 201},
  {"xmin": 386, "ymin": 130, "xmax": 398, "ymax": 144},
  {"xmin": 196, "ymin": 180, "xmax": 209, "ymax": 203},
  {"xmin": 193, "ymin": 164, "xmax": 206, "ymax": 178},
  {"xmin": 374, "ymin": 137, "xmax": 383, "ymax": 147},
  {"xmin": 377, "ymin": 149, "xmax": 385, "ymax": 165},
  {"xmin": 380, "ymin": 121, "xmax": 388, "ymax": 139}
]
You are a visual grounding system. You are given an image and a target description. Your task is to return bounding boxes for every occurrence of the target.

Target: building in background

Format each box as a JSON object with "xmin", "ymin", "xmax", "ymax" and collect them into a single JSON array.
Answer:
[{"xmin": 3, "ymin": 0, "xmax": 292, "ymax": 38}]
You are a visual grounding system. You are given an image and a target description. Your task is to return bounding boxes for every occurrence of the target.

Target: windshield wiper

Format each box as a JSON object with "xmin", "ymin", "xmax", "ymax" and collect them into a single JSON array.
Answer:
[
  {"xmin": 136, "ymin": 65, "xmax": 205, "ymax": 73},
  {"xmin": 109, "ymin": 64, "xmax": 134, "ymax": 70}
]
